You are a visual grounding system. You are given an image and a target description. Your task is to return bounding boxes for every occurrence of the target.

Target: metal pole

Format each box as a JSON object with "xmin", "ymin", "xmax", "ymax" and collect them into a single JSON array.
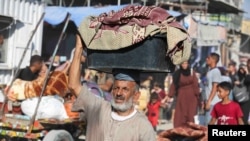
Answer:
[
  {"xmin": 0, "ymin": 13, "xmax": 45, "ymax": 119},
  {"xmin": 87, "ymin": 0, "xmax": 90, "ymax": 7},
  {"xmin": 59, "ymin": 0, "xmax": 62, "ymax": 6},
  {"xmin": 27, "ymin": 13, "xmax": 71, "ymax": 134},
  {"xmin": 131, "ymin": 0, "xmax": 134, "ymax": 5},
  {"xmin": 155, "ymin": 0, "xmax": 158, "ymax": 6},
  {"xmin": 118, "ymin": 0, "xmax": 121, "ymax": 6}
]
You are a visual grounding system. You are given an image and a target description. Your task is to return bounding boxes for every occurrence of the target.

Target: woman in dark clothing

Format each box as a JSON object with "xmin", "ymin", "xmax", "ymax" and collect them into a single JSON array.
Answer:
[
  {"xmin": 168, "ymin": 61, "xmax": 200, "ymax": 128},
  {"xmin": 238, "ymin": 62, "xmax": 250, "ymax": 124}
]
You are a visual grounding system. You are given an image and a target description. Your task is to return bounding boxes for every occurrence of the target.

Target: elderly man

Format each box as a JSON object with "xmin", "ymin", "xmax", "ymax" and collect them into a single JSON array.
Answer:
[{"xmin": 68, "ymin": 35, "xmax": 156, "ymax": 141}]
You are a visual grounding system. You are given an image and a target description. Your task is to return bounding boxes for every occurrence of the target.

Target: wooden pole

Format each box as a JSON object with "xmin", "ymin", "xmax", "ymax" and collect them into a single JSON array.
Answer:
[{"xmin": 26, "ymin": 13, "xmax": 71, "ymax": 134}]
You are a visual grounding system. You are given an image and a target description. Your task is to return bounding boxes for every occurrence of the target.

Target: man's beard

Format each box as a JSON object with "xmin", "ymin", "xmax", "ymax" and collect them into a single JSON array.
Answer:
[{"xmin": 111, "ymin": 97, "xmax": 134, "ymax": 112}]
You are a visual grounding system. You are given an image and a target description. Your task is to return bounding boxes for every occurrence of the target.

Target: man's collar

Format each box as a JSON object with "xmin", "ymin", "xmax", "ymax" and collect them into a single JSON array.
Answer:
[{"xmin": 111, "ymin": 107, "xmax": 137, "ymax": 121}]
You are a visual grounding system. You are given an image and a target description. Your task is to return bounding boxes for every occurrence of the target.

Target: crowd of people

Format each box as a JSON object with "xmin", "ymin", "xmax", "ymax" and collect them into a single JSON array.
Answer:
[
  {"xmin": 3, "ymin": 35, "xmax": 250, "ymax": 140},
  {"xmin": 143, "ymin": 52, "xmax": 250, "ymax": 130}
]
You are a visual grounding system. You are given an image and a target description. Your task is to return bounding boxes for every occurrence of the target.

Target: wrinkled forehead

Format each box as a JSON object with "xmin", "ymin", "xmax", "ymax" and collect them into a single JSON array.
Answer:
[{"xmin": 113, "ymin": 80, "xmax": 136, "ymax": 87}]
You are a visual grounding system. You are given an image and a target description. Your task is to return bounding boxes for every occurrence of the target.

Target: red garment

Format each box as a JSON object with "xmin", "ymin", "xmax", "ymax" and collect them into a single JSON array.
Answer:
[
  {"xmin": 211, "ymin": 101, "xmax": 243, "ymax": 125},
  {"xmin": 169, "ymin": 72, "xmax": 200, "ymax": 128},
  {"xmin": 89, "ymin": 5, "xmax": 186, "ymax": 40},
  {"xmin": 147, "ymin": 101, "xmax": 161, "ymax": 127},
  {"xmin": 100, "ymin": 5, "xmax": 172, "ymax": 29},
  {"xmin": 157, "ymin": 90, "xmax": 166, "ymax": 100}
]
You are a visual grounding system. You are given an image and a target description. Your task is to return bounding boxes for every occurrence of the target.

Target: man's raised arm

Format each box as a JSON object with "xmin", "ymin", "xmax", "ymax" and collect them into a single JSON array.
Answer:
[{"xmin": 68, "ymin": 34, "xmax": 83, "ymax": 97}]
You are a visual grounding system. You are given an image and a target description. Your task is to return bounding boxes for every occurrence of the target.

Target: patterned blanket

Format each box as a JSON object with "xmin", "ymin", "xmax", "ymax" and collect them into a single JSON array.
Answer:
[
  {"xmin": 11, "ymin": 71, "xmax": 68, "ymax": 100},
  {"xmin": 157, "ymin": 122, "xmax": 208, "ymax": 141},
  {"xmin": 78, "ymin": 5, "xmax": 191, "ymax": 65}
]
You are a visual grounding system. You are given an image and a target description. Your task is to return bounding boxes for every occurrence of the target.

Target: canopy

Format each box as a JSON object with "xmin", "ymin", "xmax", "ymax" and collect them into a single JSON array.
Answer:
[
  {"xmin": 0, "ymin": 15, "xmax": 14, "ymax": 32},
  {"xmin": 44, "ymin": 5, "xmax": 183, "ymax": 27}
]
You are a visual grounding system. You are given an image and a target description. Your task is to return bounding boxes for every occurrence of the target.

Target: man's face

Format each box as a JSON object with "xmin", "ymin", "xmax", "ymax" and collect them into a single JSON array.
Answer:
[
  {"xmin": 206, "ymin": 55, "xmax": 213, "ymax": 65},
  {"xmin": 228, "ymin": 65, "xmax": 235, "ymax": 72},
  {"xmin": 38, "ymin": 63, "xmax": 48, "ymax": 77},
  {"xmin": 34, "ymin": 62, "xmax": 43, "ymax": 72},
  {"xmin": 111, "ymin": 80, "xmax": 140, "ymax": 112}
]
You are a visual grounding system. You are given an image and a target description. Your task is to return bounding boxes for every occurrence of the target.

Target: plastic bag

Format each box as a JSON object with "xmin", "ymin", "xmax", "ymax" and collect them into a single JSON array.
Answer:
[
  {"xmin": 233, "ymin": 84, "xmax": 249, "ymax": 103},
  {"xmin": 21, "ymin": 96, "xmax": 68, "ymax": 120}
]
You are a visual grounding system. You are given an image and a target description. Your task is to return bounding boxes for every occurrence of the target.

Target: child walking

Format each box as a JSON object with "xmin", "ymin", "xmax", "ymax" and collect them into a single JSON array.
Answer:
[
  {"xmin": 209, "ymin": 81, "xmax": 244, "ymax": 125},
  {"xmin": 146, "ymin": 92, "xmax": 166, "ymax": 131}
]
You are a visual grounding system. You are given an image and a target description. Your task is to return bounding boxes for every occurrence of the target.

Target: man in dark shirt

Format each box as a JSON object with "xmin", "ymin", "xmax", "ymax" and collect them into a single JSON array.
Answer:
[{"xmin": 17, "ymin": 55, "xmax": 43, "ymax": 81}]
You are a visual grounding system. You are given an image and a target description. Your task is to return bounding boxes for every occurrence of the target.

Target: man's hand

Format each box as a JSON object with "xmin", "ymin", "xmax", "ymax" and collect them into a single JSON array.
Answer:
[
  {"xmin": 75, "ymin": 34, "xmax": 83, "ymax": 49},
  {"xmin": 234, "ymin": 80, "xmax": 240, "ymax": 85},
  {"xmin": 4, "ymin": 86, "xmax": 17, "ymax": 101},
  {"xmin": 68, "ymin": 34, "xmax": 84, "ymax": 96},
  {"xmin": 205, "ymin": 101, "xmax": 211, "ymax": 111}
]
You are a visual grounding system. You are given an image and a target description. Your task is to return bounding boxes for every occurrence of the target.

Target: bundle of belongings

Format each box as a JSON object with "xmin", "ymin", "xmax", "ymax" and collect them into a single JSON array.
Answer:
[
  {"xmin": 7, "ymin": 63, "xmax": 70, "ymax": 120},
  {"xmin": 11, "ymin": 71, "xmax": 68, "ymax": 100},
  {"xmin": 157, "ymin": 122, "xmax": 208, "ymax": 141},
  {"xmin": 78, "ymin": 5, "xmax": 191, "ymax": 65}
]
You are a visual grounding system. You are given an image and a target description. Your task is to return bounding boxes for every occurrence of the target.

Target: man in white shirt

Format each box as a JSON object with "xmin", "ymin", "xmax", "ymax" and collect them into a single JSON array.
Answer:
[{"xmin": 204, "ymin": 53, "xmax": 222, "ymax": 125}]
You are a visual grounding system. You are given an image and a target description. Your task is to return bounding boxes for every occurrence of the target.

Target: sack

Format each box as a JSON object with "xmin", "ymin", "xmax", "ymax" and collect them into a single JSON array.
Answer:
[{"xmin": 233, "ymin": 84, "xmax": 249, "ymax": 103}]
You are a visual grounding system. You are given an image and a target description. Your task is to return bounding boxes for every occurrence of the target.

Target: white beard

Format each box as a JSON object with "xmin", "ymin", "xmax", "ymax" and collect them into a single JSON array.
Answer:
[{"xmin": 111, "ymin": 97, "xmax": 133, "ymax": 112}]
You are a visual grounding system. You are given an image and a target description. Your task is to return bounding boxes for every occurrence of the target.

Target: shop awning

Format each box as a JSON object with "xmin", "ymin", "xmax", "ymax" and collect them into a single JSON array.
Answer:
[
  {"xmin": 0, "ymin": 15, "xmax": 14, "ymax": 32},
  {"xmin": 208, "ymin": 0, "xmax": 245, "ymax": 14},
  {"xmin": 159, "ymin": 0, "xmax": 244, "ymax": 14}
]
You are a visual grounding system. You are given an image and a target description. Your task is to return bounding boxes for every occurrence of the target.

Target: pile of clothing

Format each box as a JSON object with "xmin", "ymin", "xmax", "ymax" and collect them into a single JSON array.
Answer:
[
  {"xmin": 157, "ymin": 122, "xmax": 208, "ymax": 141},
  {"xmin": 78, "ymin": 5, "xmax": 191, "ymax": 65}
]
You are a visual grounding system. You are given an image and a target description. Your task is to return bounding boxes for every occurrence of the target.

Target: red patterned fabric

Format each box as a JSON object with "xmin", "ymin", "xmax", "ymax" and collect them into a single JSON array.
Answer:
[
  {"xmin": 157, "ymin": 122, "xmax": 208, "ymax": 141},
  {"xmin": 94, "ymin": 5, "xmax": 171, "ymax": 30},
  {"xmin": 87, "ymin": 5, "xmax": 186, "ymax": 44},
  {"xmin": 79, "ymin": 5, "xmax": 191, "ymax": 65}
]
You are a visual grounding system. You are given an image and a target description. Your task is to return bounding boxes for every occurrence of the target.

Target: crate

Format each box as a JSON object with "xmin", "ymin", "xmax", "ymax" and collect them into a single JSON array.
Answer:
[{"xmin": 87, "ymin": 34, "xmax": 175, "ymax": 73}]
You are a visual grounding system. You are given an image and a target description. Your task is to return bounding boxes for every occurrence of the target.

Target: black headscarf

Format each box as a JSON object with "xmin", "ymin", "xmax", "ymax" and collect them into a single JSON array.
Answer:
[
  {"xmin": 173, "ymin": 65, "xmax": 191, "ymax": 92},
  {"xmin": 237, "ymin": 67, "xmax": 246, "ymax": 81},
  {"xmin": 180, "ymin": 66, "xmax": 191, "ymax": 76}
]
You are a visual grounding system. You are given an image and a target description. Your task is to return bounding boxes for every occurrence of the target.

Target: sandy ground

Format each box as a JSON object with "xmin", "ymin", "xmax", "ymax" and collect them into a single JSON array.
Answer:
[{"xmin": 157, "ymin": 120, "xmax": 173, "ymax": 133}]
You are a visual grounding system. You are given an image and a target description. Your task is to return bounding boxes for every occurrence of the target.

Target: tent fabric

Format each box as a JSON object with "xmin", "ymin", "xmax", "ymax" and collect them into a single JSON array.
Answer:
[{"xmin": 44, "ymin": 5, "xmax": 183, "ymax": 27}]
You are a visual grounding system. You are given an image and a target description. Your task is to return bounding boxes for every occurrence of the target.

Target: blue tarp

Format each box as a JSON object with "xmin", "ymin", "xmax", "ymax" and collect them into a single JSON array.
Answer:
[{"xmin": 44, "ymin": 5, "xmax": 183, "ymax": 27}]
